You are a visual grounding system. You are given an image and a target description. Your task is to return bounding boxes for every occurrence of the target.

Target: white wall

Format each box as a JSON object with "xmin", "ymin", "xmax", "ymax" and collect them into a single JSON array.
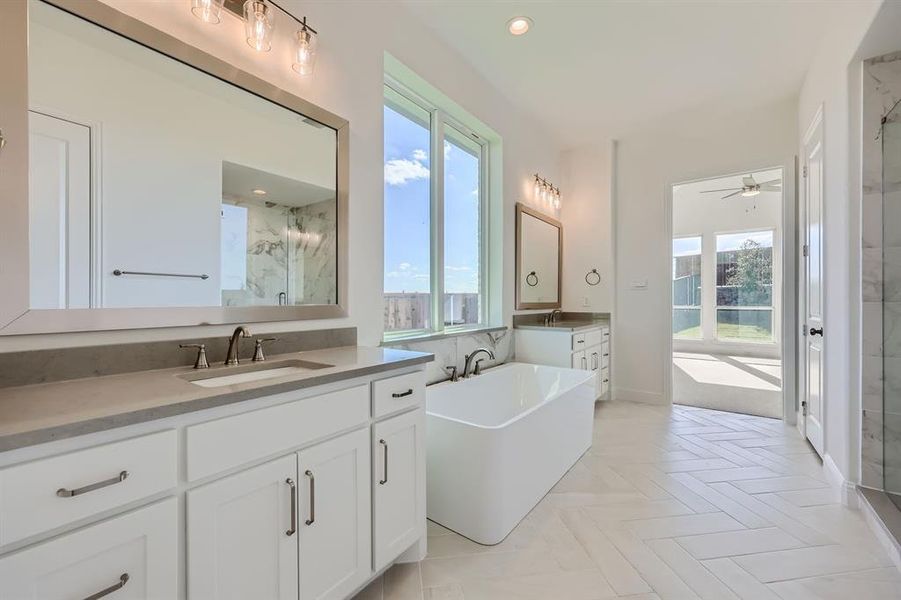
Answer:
[
  {"xmin": 613, "ymin": 97, "xmax": 797, "ymax": 404},
  {"xmin": 672, "ymin": 171, "xmax": 783, "ymax": 358},
  {"xmin": 0, "ymin": 0, "xmax": 562, "ymax": 351},
  {"xmin": 560, "ymin": 143, "xmax": 615, "ymax": 313}
]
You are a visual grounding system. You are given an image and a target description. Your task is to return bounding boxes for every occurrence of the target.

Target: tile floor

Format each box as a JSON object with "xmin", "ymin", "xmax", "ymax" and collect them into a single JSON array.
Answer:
[
  {"xmin": 673, "ymin": 352, "xmax": 782, "ymax": 418},
  {"xmin": 354, "ymin": 401, "xmax": 901, "ymax": 600}
]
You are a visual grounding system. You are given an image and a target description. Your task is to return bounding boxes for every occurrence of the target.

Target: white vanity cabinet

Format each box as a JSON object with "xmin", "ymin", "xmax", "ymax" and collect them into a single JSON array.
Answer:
[
  {"xmin": 372, "ymin": 408, "xmax": 425, "ymax": 572},
  {"xmin": 0, "ymin": 364, "xmax": 428, "ymax": 600},
  {"xmin": 0, "ymin": 498, "xmax": 178, "ymax": 600},
  {"xmin": 516, "ymin": 324, "xmax": 610, "ymax": 400},
  {"xmin": 187, "ymin": 455, "xmax": 299, "ymax": 600}
]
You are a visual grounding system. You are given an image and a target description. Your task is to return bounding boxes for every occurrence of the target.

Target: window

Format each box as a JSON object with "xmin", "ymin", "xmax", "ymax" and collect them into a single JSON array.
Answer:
[
  {"xmin": 715, "ymin": 230, "xmax": 774, "ymax": 342},
  {"xmin": 383, "ymin": 82, "xmax": 488, "ymax": 338},
  {"xmin": 673, "ymin": 236, "xmax": 702, "ymax": 339}
]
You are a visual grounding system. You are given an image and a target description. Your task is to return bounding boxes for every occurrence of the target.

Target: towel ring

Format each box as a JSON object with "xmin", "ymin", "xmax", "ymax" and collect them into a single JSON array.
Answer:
[
  {"xmin": 585, "ymin": 269, "xmax": 601, "ymax": 286},
  {"xmin": 526, "ymin": 271, "xmax": 539, "ymax": 287}
]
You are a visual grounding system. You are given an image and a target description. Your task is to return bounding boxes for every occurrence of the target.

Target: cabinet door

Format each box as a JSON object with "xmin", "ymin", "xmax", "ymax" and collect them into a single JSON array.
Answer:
[
  {"xmin": 0, "ymin": 498, "xmax": 177, "ymax": 599},
  {"xmin": 298, "ymin": 428, "xmax": 371, "ymax": 600},
  {"xmin": 571, "ymin": 350, "xmax": 587, "ymax": 370},
  {"xmin": 188, "ymin": 455, "xmax": 298, "ymax": 600},
  {"xmin": 372, "ymin": 410, "xmax": 424, "ymax": 571}
]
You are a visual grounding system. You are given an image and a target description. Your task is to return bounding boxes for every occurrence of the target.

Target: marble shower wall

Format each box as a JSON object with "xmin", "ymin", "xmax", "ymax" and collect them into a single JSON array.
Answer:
[
  {"xmin": 293, "ymin": 198, "xmax": 337, "ymax": 304},
  {"xmin": 385, "ymin": 328, "xmax": 514, "ymax": 385},
  {"xmin": 861, "ymin": 51, "xmax": 901, "ymax": 489}
]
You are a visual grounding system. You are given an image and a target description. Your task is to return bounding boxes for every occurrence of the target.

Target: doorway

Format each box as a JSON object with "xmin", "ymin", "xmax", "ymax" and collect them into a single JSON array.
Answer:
[{"xmin": 670, "ymin": 168, "xmax": 785, "ymax": 419}]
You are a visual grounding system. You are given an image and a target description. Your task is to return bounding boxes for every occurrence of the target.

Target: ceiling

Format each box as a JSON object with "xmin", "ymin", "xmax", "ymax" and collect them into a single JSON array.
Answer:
[
  {"xmin": 222, "ymin": 161, "xmax": 335, "ymax": 208},
  {"xmin": 403, "ymin": 1, "xmax": 842, "ymax": 145}
]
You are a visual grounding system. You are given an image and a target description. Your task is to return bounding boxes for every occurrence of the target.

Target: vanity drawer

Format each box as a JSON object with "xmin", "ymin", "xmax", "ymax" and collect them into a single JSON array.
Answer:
[
  {"xmin": 600, "ymin": 368, "xmax": 610, "ymax": 396},
  {"xmin": 0, "ymin": 430, "xmax": 177, "ymax": 546},
  {"xmin": 585, "ymin": 329, "xmax": 603, "ymax": 348},
  {"xmin": 572, "ymin": 333, "xmax": 587, "ymax": 350},
  {"xmin": 372, "ymin": 371, "xmax": 425, "ymax": 419},
  {"xmin": 186, "ymin": 384, "xmax": 369, "ymax": 481},
  {"xmin": 601, "ymin": 342, "xmax": 610, "ymax": 368}
]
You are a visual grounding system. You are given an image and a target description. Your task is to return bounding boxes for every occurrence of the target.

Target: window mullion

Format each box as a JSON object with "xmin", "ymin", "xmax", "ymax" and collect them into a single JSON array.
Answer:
[{"xmin": 431, "ymin": 110, "xmax": 445, "ymax": 334}]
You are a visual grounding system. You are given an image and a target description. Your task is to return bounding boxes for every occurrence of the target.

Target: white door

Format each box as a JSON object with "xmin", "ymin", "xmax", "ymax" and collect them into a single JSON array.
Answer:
[
  {"xmin": 801, "ymin": 108, "xmax": 825, "ymax": 456},
  {"xmin": 298, "ymin": 428, "xmax": 371, "ymax": 600},
  {"xmin": 372, "ymin": 410, "xmax": 424, "ymax": 571},
  {"xmin": 188, "ymin": 455, "xmax": 298, "ymax": 600},
  {"xmin": 28, "ymin": 111, "xmax": 92, "ymax": 309},
  {"xmin": 0, "ymin": 498, "xmax": 177, "ymax": 599}
]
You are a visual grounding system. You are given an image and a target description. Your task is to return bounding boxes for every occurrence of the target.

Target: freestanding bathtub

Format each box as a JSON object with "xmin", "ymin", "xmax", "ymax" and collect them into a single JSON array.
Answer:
[{"xmin": 425, "ymin": 362, "xmax": 596, "ymax": 544}]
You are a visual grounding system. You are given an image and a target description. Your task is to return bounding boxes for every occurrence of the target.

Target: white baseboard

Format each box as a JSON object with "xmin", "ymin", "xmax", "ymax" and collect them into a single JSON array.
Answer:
[
  {"xmin": 823, "ymin": 453, "xmax": 857, "ymax": 507},
  {"xmin": 857, "ymin": 487, "xmax": 901, "ymax": 570},
  {"xmin": 613, "ymin": 387, "xmax": 667, "ymax": 405}
]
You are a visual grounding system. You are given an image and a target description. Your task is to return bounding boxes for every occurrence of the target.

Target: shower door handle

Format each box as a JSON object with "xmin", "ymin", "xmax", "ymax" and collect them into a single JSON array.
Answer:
[{"xmin": 809, "ymin": 327, "xmax": 823, "ymax": 337}]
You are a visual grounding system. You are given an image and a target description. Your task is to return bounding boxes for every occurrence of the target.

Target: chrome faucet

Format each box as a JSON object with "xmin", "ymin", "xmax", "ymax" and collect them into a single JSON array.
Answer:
[
  {"xmin": 463, "ymin": 348, "xmax": 495, "ymax": 378},
  {"xmin": 545, "ymin": 309, "xmax": 563, "ymax": 326},
  {"xmin": 225, "ymin": 326, "xmax": 251, "ymax": 366}
]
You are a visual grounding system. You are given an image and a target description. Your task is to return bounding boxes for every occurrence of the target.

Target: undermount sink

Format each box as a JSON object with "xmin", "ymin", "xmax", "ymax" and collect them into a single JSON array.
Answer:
[{"xmin": 180, "ymin": 359, "xmax": 332, "ymax": 388}]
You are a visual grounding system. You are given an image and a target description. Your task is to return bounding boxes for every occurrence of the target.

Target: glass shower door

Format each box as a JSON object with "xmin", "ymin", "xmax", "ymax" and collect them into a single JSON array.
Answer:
[{"xmin": 883, "ymin": 103, "xmax": 901, "ymax": 508}]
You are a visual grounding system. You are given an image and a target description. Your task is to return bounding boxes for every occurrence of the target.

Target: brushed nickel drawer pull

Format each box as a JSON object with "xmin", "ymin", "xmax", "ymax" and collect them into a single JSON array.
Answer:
[
  {"xmin": 379, "ymin": 439, "xmax": 388, "ymax": 485},
  {"xmin": 392, "ymin": 389, "xmax": 414, "ymax": 398},
  {"xmin": 286, "ymin": 478, "xmax": 297, "ymax": 536},
  {"xmin": 82, "ymin": 573, "xmax": 129, "ymax": 600},
  {"xmin": 304, "ymin": 470, "xmax": 315, "ymax": 525},
  {"xmin": 57, "ymin": 471, "xmax": 128, "ymax": 498}
]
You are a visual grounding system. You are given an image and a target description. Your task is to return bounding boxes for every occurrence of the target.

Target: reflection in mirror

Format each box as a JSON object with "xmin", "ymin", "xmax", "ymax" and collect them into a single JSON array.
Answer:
[
  {"xmin": 515, "ymin": 203, "xmax": 562, "ymax": 309},
  {"xmin": 27, "ymin": 0, "xmax": 338, "ymax": 310}
]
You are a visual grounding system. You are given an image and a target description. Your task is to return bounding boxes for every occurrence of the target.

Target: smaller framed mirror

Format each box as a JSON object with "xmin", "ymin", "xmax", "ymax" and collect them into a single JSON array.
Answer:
[{"xmin": 515, "ymin": 203, "xmax": 562, "ymax": 309}]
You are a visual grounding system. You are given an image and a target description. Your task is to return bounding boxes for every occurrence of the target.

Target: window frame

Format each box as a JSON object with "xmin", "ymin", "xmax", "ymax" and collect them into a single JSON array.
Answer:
[
  {"xmin": 672, "ymin": 234, "xmax": 704, "ymax": 340},
  {"xmin": 382, "ymin": 79, "xmax": 490, "ymax": 341},
  {"xmin": 713, "ymin": 227, "xmax": 776, "ymax": 344}
]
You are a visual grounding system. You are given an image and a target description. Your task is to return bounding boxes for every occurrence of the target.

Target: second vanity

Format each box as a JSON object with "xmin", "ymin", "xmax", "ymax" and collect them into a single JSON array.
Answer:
[{"xmin": 0, "ymin": 341, "xmax": 432, "ymax": 600}]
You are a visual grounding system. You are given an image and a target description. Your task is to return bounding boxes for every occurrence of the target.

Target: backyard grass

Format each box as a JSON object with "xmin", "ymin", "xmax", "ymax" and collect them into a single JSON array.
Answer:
[{"xmin": 674, "ymin": 323, "xmax": 772, "ymax": 342}]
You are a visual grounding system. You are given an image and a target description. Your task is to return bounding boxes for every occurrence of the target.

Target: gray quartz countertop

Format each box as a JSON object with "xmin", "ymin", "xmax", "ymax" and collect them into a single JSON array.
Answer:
[
  {"xmin": 512, "ymin": 311, "xmax": 610, "ymax": 332},
  {"xmin": 0, "ymin": 346, "xmax": 433, "ymax": 452},
  {"xmin": 514, "ymin": 319, "xmax": 610, "ymax": 332}
]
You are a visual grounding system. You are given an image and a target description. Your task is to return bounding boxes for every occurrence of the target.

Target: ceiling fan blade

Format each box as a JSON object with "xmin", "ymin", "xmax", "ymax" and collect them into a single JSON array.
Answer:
[
  {"xmin": 702, "ymin": 187, "xmax": 742, "ymax": 193},
  {"xmin": 757, "ymin": 179, "xmax": 782, "ymax": 186},
  {"xmin": 742, "ymin": 175, "xmax": 756, "ymax": 187},
  {"xmin": 760, "ymin": 185, "xmax": 782, "ymax": 191},
  {"xmin": 722, "ymin": 190, "xmax": 744, "ymax": 199}
]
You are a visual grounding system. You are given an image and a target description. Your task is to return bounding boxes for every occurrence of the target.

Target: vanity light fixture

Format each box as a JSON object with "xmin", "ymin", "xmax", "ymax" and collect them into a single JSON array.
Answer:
[
  {"xmin": 533, "ymin": 174, "xmax": 561, "ymax": 210},
  {"xmin": 192, "ymin": 0, "xmax": 320, "ymax": 77},
  {"xmin": 252, "ymin": 188, "xmax": 267, "ymax": 195},
  {"xmin": 192, "ymin": 0, "xmax": 225, "ymax": 24},
  {"xmin": 244, "ymin": 0, "xmax": 274, "ymax": 52},
  {"xmin": 507, "ymin": 16, "xmax": 532, "ymax": 36},
  {"xmin": 291, "ymin": 17, "xmax": 318, "ymax": 76}
]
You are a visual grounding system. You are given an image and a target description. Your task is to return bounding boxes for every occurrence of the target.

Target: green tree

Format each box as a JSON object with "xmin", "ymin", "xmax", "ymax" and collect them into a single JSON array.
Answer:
[{"xmin": 726, "ymin": 239, "xmax": 772, "ymax": 305}]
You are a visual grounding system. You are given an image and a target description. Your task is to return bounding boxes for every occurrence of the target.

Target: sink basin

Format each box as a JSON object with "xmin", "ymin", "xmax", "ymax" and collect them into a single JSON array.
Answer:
[{"xmin": 181, "ymin": 360, "xmax": 332, "ymax": 388}]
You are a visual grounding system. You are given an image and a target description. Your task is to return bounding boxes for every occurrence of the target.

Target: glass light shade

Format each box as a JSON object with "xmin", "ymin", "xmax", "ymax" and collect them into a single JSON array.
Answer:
[
  {"xmin": 741, "ymin": 188, "xmax": 761, "ymax": 197},
  {"xmin": 244, "ymin": 0, "xmax": 274, "ymax": 52},
  {"xmin": 191, "ymin": 0, "xmax": 225, "ymax": 24},
  {"xmin": 533, "ymin": 178, "xmax": 542, "ymax": 201},
  {"xmin": 291, "ymin": 27, "xmax": 318, "ymax": 76}
]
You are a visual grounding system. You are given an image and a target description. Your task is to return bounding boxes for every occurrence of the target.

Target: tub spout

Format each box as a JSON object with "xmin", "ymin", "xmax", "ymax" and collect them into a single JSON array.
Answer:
[{"xmin": 463, "ymin": 348, "xmax": 495, "ymax": 378}]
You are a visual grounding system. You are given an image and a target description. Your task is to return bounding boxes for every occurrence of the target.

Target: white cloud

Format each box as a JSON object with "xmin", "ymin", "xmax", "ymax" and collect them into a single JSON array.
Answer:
[
  {"xmin": 398, "ymin": 262, "xmax": 412, "ymax": 271},
  {"xmin": 385, "ymin": 159, "xmax": 430, "ymax": 186},
  {"xmin": 445, "ymin": 265, "xmax": 471, "ymax": 272},
  {"xmin": 412, "ymin": 148, "xmax": 428, "ymax": 161}
]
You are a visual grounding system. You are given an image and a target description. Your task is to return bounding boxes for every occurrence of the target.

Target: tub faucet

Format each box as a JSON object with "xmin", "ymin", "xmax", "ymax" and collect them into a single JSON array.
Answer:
[
  {"xmin": 225, "ymin": 325, "xmax": 251, "ymax": 366},
  {"xmin": 463, "ymin": 348, "xmax": 495, "ymax": 378}
]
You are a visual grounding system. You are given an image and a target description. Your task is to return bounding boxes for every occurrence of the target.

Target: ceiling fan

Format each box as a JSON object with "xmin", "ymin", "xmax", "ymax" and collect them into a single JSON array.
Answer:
[{"xmin": 701, "ymin": 174, "xmax": 782, "ymax": 200}]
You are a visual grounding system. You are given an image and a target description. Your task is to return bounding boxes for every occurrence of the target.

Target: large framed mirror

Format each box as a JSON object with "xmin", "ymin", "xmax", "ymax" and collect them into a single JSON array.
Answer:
[
  {"xmin": 0, "ymin": 0, "xmax": 348, "ymax": 334},
  {"xmin": 515, "ymin": 203, "xmax": 562, "ymax": 309}
]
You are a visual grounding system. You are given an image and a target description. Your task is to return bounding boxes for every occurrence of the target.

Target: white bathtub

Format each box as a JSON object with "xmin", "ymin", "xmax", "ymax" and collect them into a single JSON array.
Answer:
[{"xmin": 425, "ymin": 362, "xmax": 596, "ymax": 545}]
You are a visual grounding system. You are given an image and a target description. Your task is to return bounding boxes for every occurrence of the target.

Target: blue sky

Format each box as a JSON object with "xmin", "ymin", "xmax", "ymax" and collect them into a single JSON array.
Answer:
[{"xmin": 384, "ymin": 105, "xmax": 480, "ymax": 294}]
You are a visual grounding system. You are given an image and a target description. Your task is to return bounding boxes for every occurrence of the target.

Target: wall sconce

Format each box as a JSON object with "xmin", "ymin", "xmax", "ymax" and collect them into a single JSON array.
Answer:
[
  {"xmin": 533, "ymin": 174, "xmax": 561, "ymax": 210},
  {"xmin": 192, "ymin": 0, "xmax": 319, "ymax": 77}
]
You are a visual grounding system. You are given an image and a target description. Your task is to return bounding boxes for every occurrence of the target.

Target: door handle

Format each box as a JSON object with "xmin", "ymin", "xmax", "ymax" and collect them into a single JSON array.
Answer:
[
  {"xmin": 81, "ymin": 573, "xmax": 129, "ymax": 600},
  {"xmin": 304, "ymin": 470, "xmax": 315, "ymax": 526},
  {"xmin": 809, "ymin": 327, "xmax": 823, "ymax": 336},
  {"xmin": 57, "ymin": 471, "xmax": 128, "ymax": 497},
  {"xmin": 379, "ymin": 439, "xmax": 388, "ymax": 485},
  {"xmin": 285, "ymin": 478, "xmax": 297, "ymax": 536}
]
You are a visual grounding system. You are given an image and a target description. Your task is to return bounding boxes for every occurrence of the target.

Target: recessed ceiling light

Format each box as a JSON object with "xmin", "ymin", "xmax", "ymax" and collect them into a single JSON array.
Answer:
[
  {"xmin": 252, "ymin": 188, "xmax": 267, "ymax": 195},
  {"xmin": 507, "ymin": 16, "xmax": 532, "ymax": 36}
]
